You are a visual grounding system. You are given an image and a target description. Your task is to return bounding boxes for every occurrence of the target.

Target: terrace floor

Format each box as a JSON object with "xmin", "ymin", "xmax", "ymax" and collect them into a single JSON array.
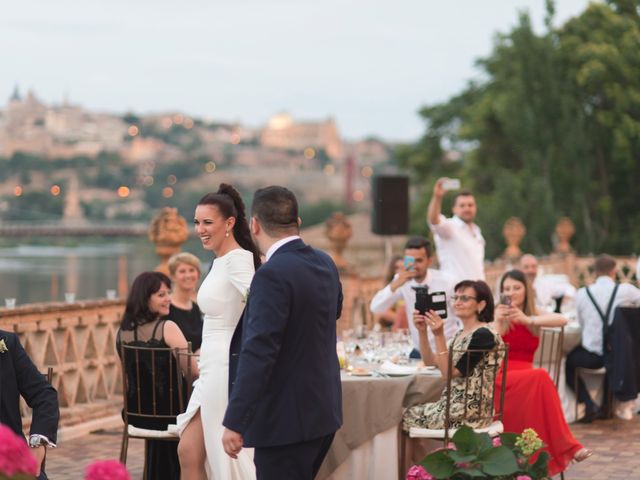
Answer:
[{"xmin": 45, "ymin": 415, "xmax": 639, "ymax": 479}]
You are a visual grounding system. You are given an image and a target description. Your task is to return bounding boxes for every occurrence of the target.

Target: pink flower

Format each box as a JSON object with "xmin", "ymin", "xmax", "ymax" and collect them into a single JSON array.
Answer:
[
  {"xmin": 516, "ymin": 476, "xmax": 532, "ymax": 480},
  {"xmin": 0, "ymin": 424, "xmax": 38, "ymax": 476},
  {"xmin": 446, "ymin": 442, "xmax": 457, "ymax": 450},
  {"xmin": 406, "ymin": 464, "xmax": 434, "ymax": 480},
  {"xmin": 85, "ymin": 460, "xmax": 131, "ymax": 480},
  {"xmin": 492, "ymin": 437, "xmax": 502, "ymax": 447}
]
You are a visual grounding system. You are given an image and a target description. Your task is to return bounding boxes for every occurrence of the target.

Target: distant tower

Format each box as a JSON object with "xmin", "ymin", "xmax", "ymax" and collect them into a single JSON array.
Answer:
[
  {"xmin": 63, "ymin": 173, "xmax": 87, "ymax": 225},
  {"xmin": 9, "ymin": 85, "xmax": 21, "ymax": 102}
]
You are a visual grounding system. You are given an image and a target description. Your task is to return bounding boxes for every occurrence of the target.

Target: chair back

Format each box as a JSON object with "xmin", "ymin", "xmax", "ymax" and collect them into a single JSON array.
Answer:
[
  {"xmin": 119, "ymin": 343, "xmax": 185, "ymax": 431},
  {"xmin": 175, "ymin": 343, "xmax": 199, "ymax": 401},
  {"xmin": 534, "ymin": 326, "xmax": 564, "ymax": 388},
  {"xmin": 443, "ymin": 343, "xmax": 509, "ymax": 443}
]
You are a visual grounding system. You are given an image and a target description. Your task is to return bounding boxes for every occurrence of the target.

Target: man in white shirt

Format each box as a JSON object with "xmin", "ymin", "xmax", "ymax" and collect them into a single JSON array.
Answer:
[
  {"xmin": 426, "ymin": 178, "xmax": 485, "ymax": 283},
  {"xmin": 370, "ymin": 236, "xmax": 460, "ymax": 359},
  {"xmin": 520, "ymin": 254, "xmax": 576, "ymax": 312},
  {"xmin": 567, "ymin": 254, "xmax": 640, "ymax": 422}
]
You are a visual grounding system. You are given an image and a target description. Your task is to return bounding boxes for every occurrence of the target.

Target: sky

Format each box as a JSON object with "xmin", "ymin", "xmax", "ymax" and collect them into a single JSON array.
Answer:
[{"xmin": 1, "ymin": 0, "xmax": 592, "ymax": 141}]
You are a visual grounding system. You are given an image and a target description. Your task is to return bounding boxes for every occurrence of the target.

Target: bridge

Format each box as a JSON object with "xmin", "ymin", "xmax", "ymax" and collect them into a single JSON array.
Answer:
[{"xmin": 0, "ymin": 221, "xmax": 151, "ymax": 237}]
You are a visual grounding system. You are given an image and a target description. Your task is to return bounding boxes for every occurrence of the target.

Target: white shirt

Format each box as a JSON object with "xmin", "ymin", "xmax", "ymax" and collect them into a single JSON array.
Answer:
[
  {"xmin": 265, "ymin": 235, "xmax": 301, "ymax": 262},
  {"xmin": 428, "ymin": 214, "xmax": 485, "ymax": 283},
  {"xmin": 370, "ymin": 268, "xmax": 461, "ymax": 351},
  {"xmin": 576, "ymin": 276, "xmax": 640, "ymax": 356},
  {"xmin": 533, "ymin": 275, "xmax": 576, "ymax": 311}
]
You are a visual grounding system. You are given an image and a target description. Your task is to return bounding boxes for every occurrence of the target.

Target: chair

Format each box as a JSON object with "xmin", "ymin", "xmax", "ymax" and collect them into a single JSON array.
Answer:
[
  {"xmin": 119, "ymin": 343, "xmax": 186, "ymax": 480},
  {"xmin": 534, "ymin": 326, "xmax": 564, "ymax": 388},
  {"xmin": 174, "ymin": 345, "xmax": 200, "ymax": 401},
  {"xmin": 399, "ymin": 343, "xmax": 509, "ymax": 478},
  {"xmin": 534, "ymin": 327, "xmax": 566, "ymax": 479}
]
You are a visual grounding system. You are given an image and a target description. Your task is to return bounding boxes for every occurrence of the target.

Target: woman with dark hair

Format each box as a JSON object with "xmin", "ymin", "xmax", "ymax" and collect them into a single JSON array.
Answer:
[
  {"xmin": 117, "ymin": 271, "xmax": 199, "ymax": 480},
  {"xmin": 403, "ymin": 280, "xmax": 503, "ymax": 432},
  {"xmin": 176, "ymin": 184, "xmax": 260, "ymax": 480},
  {"xmin": 496, "ymin": 269, "xmax": 591, "ymax": 475}
]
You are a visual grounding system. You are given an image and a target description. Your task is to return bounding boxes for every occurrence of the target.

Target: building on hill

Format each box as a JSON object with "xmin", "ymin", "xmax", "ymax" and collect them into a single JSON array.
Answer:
[{"xmin": 260, "ymin": 113, "xmax": 344, "ymax": 160}]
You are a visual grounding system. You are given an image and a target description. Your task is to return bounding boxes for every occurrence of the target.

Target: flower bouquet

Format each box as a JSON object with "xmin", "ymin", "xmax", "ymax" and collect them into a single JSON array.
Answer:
[
  {"xmin": 0, "ymin": 424, "xmax": 38, "ymax": 480},
  {"xmin": 407, "ymin": 425, "xmax": 550, "ymax": 479},
  {"xmin": 84, "ymin": 460, "xmax": 131, "ymax": 480}
]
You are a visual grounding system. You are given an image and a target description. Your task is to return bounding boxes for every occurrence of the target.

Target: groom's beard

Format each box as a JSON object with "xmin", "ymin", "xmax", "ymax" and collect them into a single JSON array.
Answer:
[{"xmin": 251, "ymin": 232, "xmax": 266, "ymax": 256}]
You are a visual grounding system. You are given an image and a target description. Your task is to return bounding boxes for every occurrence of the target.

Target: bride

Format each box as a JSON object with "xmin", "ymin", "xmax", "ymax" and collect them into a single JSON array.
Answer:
[{"xmin": 177, "ymin": 184, "xmax": 261, "ymax": 480}]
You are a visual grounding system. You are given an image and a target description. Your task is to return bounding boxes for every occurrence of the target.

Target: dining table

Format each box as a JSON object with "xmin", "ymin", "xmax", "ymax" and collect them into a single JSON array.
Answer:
[{"xmin": 317, "ymin": 367, "xmax": 445, "ymax": 480}]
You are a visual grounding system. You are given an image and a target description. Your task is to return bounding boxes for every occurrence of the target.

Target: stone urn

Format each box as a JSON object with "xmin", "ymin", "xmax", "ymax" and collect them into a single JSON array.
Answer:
[
  {"xmin": 502, "ymin": 217, "xmax": 526, "ymax": 261},
  {"xmin": 554, "ymin": 217, "xmax": 575, "ymax": 254},
  {"xmin": 148, "ymin": 207, "xmax": 189, "ymax": 275},
  {"xmin": 325, "ymin": 212, "xmax": 353, "ymax": 274}
]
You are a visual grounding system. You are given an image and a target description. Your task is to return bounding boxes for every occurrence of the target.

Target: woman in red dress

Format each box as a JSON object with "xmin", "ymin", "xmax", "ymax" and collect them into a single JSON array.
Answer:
[{"xmin": 496, "ymin": 269, "xmax": 592, "ymax": 476}]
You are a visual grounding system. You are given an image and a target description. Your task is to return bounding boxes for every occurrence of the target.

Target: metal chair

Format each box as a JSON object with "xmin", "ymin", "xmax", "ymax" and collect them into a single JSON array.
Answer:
[
  {"xmin": 399, "ymin": 343, "xmax": 509, "ymax": 477},
  {"xmin": 118, "ymin": 343, "xmax": 186, "ymax": 480}
]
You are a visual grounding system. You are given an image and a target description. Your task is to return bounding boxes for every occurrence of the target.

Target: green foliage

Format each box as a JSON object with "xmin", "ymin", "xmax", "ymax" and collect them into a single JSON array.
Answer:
[
  {"xmin": 417, "ymin": 426, "xmax": 548, "ymax": 479},
  {"xmin": 397, "ymin": 1, "xmax": 640, "ymax": 257}
]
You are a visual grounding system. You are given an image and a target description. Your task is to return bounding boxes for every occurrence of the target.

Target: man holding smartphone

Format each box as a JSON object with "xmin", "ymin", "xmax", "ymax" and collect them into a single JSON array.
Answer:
[
  {"xmin": 427, "ymin": 177, "xmax": 485, "ymax": 283},
  {"xmin": 370, "ymin": 236, "xmax": 460, "ymax": 359}
]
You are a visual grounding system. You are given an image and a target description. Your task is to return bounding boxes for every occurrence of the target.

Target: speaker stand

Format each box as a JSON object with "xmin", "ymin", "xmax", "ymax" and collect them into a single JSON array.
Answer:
[{"xmin": 384, "ymin": 236, "xmax": 394, "ymax": 267}]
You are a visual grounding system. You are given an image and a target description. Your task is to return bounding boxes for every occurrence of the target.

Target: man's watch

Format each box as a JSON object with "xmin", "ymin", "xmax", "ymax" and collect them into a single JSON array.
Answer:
[{"xmin": 28, "ymin": 434, "xmax": 55, "ymax": 448}]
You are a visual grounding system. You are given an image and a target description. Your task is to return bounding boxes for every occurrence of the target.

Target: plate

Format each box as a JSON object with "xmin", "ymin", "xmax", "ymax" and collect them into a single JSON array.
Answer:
[{"xmin": 349, "ymin": 370, "xmax": 372, "ymax": 377}]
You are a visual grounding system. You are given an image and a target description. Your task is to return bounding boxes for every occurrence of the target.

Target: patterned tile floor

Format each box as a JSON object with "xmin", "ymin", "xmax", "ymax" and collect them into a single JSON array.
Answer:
[{"xmin": 46, "ymin": 416, "xmax": 639, "ymax": 479}]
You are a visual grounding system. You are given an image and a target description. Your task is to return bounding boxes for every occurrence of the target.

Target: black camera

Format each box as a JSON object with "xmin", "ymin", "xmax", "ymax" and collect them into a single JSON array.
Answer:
[{"xmin": 412, "ymin": 286, "xmax": 448, "ymax": 319}]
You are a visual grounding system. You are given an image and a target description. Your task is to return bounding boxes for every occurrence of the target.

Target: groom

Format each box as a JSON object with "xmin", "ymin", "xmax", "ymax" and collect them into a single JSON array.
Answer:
[{"xmin": 222, "ymin": 186, "xmax": 343, "ymax": 479}]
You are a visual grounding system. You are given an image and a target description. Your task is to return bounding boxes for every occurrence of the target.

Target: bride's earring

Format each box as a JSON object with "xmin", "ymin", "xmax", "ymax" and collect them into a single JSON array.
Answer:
[{"xmin": 225, "ymin": 231, "xmax": 230, "ymax": 238}]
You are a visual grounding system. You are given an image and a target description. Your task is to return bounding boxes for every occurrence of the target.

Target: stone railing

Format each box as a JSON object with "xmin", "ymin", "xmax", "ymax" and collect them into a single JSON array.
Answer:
[{"xmin": 0, "ymin": 299, "xmax": 125, "ymax": 436}]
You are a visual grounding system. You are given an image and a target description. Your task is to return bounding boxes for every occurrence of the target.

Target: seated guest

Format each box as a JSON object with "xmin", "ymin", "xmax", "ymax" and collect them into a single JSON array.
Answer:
[
  {"xmin": 495, "ymin": 269, "xmax": 592, "ymax": 476},
  {"xmin": 373, "ymin": 255, "xmax": 408, "ymax": 331},
  {"xmin": 165, "ymin": 252, "xmax": 204, "ymax": 351},
  {"xmin": 116, "ymin": 271, "xmax": 199, "ymax": 480},
  {"xmin": 370, "ymin": 236, "xmax": 459, "ymax": 359},
  {"xmin": 520, "ymin": 254, "xmax": 576, "ymax": 312},
  {"xmin": 403, "ymin": 280, "xmax": 502, "ymax": 431},
  {"xmin": 0, "ymin": 330, "xmax": 59, "ymax": 480},
  {"xmin": 567, "ymin": 254, "xmax": 640, "ymax": 422}
]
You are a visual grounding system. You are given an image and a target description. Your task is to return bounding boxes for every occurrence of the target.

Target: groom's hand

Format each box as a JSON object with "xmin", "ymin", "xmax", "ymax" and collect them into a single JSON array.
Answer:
[{"xmin": 222, "ymin": 428, "xmax": 244, "ymax": 459}]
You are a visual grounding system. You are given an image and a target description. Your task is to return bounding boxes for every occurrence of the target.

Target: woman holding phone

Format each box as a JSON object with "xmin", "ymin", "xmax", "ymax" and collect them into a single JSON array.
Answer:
[{"xmin": 495, "ymin": 269, "xmax": 592, "ymax": 476}]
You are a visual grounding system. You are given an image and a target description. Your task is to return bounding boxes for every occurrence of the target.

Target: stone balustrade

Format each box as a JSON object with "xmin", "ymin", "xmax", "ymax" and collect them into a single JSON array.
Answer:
[{"xmin": 0, "ymin": 299, "xmax": 125, "ymax": 435}]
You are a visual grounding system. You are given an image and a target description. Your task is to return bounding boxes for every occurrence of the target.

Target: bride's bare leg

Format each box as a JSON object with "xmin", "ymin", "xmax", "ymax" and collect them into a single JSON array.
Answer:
[{"xmin": 178, "ymin": 409, "xmax": 207, "ymax": 480}]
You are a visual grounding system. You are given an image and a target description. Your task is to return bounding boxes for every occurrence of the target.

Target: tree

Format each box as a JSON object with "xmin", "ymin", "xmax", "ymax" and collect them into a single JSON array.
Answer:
[{"xmin": 397, "ymin": 0, "xmax": 640, "ymax": 258}]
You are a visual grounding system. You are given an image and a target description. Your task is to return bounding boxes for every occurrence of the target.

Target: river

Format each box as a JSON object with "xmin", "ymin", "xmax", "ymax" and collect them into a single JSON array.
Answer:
[{"xmin": 0, "ymin": 237, "xmax": 208, "ymax": 306}]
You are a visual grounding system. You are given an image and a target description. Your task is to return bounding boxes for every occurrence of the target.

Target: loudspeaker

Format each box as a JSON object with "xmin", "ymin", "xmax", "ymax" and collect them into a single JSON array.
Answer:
[{"xmin": 371, "ymin": 175, "xmax": 409, "ymax": 235}]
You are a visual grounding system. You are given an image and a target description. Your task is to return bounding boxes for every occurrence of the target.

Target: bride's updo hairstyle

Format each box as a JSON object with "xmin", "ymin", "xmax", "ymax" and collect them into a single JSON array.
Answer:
[{"xmin": 198, "ymin": 184, "xmax": 261, "ymax": 270}]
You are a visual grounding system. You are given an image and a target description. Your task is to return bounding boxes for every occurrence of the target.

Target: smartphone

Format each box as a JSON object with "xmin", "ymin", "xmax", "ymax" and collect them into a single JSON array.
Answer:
[
  {"xmin": 412, "ymin": 286, "xmax": 448, "ymax": 319},
  {"xmin": 499, "ymin": 294, "xmax": 512, "ymax": 307},
  {"xmin": 403, "ymin": 255, "xmax": 415, "ymax": 271},
  {"xmin": 441, "ymin": 178, "xmax": 461, "ymax": 191}
]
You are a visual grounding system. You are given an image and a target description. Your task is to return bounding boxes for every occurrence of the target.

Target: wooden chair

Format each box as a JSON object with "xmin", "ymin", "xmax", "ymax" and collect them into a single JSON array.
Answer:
[
  {"xmin": 118, "ymin": 343, "xmax": 186, "ymax": 479},
  {"xmin": 174, "ymin": 345, "xmax": 199, "ymax": 402},
  {"xmin": 399, "ymin": 343, "xmax": 509, "ymax": 478},
  {"xmin": 534, "ymin": 327, "xmax": 566, "ymax": 479},
  {"xmin": 534, "ymin": 326, "xmax": 564, "ymax": 388}
]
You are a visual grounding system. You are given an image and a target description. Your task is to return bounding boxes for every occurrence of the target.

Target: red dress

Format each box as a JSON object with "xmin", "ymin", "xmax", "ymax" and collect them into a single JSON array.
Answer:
[{"xmin": 498, "ymin": 323, "xmax": 582, "ymax": 476}]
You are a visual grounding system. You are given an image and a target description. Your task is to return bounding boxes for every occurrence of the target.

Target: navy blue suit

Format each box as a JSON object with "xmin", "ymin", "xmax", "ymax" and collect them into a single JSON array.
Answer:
[
  {"xmin": 0, "ymin": 330, "xmax": 59, "ymax": 480},
  {"xmin": 223, "ymin": 238, "xmax": 343, "ymax": 479}
]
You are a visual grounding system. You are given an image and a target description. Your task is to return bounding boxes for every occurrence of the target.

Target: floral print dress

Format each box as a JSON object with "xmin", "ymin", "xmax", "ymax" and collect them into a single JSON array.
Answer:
[{"xmin": 402, "ymin": 327, "xmax": 503, "ymax": 431}]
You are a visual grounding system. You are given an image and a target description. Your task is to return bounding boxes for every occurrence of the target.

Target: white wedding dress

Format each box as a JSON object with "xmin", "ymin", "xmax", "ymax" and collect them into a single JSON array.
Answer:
[{"xmin": 176, "ymin": 248, "xmax": 256, "ymax": 480}]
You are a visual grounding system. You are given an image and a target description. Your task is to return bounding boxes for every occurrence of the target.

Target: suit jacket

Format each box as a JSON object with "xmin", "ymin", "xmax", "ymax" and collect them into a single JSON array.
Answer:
[
  {"xmin": 0, "ymin": 330, "xmax": 59, "ymax": 443},
  {"xmin": 223, "ymin": 239, "xmax": 343, "ymax": 448}
]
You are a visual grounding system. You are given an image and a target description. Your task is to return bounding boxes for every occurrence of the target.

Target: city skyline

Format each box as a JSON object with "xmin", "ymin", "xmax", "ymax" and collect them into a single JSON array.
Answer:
[{"xmin": 2, "ymin": 0, "xmax": 590, "ymax": 141}]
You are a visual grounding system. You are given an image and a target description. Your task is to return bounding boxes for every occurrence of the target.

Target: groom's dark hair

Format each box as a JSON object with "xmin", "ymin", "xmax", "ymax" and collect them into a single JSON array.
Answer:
[{"xmin": 252, "ymin": 186, "xmax": 300, "ymax": 237}]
